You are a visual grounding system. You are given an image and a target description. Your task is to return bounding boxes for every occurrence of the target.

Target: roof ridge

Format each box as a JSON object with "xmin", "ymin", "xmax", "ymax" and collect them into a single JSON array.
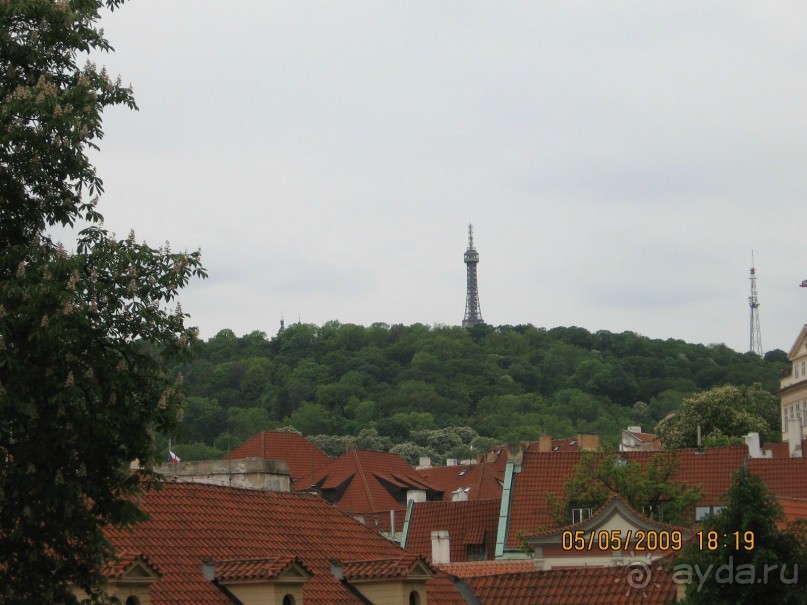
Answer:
[
  {"xmin": 352, "ymin": 449, "xmax": 376, "ymax": 512},
  {"xmin": 473, "ymin": 463, "xmax": 486, "ymax": 496}
]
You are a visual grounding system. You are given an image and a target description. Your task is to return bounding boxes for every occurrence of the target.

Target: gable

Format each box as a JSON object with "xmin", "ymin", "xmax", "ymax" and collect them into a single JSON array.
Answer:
[
  {"xmin": 788, "ymin": 325, "xmax": 807, "ymax": 361},
  {"xmin": 528, "ymin": 497, "xmax": 690, "ymax": 547},
  {"xmin": 121, "ymin": 560, "xmax": 162, "ymax": 581}
]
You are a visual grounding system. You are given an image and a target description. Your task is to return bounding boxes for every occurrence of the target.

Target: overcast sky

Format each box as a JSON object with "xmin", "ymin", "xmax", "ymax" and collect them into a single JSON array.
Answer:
[{"xmin": 84, "ymin": 1, "xmax": 807, "ymax": 353}]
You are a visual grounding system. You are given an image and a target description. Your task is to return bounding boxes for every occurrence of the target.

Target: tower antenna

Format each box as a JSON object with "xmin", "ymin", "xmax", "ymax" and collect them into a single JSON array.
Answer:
[
  {"xmin": 462, "ymin": 224, "xmax": 483, "ymax": 328},
  {"xmin": 749, "ymin": 251, "xmax": 762, "ymax": 356}
]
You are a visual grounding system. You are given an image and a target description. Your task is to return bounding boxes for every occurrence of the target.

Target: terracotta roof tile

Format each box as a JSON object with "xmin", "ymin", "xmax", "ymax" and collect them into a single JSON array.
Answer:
[
  {"xmin": 295, "ymin": 450, "xmax": 441, "ymax": 522},
  {"xmin": 426, "ymin": 570, "xmax": 471, "ymax": 604},
  {"xmin": 748, "ymin": 457, "xmax": 807, "ymax": 499},
  {"xmin": 103, "ymin": 552, "xmax": 161, "ymax": 579},
  {"xmin": 758, "ymin": 439, "xmax": 807, "ymax": 458},
  {"xmin": 404, "ymin": 499, "xmax": 501, "ymax": 562},
  {"xmin": 435, "ymin": 559, "xmax": 537, "ymax": 578},
  {"xmin": 466, "ymin": 563, "xmax": 678, "ymax": 605},
  {"xmin": 340, "ymin": 554, "xmax": 426, "ymax": 580},
  {"xmin": 214, "ymin": 556, "xmax": 311, "ymax": 581},
  {"xmin": 104, "ymin": 482, "xmax": 454, "ymax": 604},
  {"xmin": 778, "ymin": 497, "xmax": 807, "ymax": 528},
  {"xmin": 507, "ymin": 446, "xmax": 749, "ymax": 547},
  {"xmin": 223, "ymin": 432, "xmax": 330, "ymax": 484},
  {"xmin": 417, "ymin": 462, "xmax": 503, "ymax": 501}
]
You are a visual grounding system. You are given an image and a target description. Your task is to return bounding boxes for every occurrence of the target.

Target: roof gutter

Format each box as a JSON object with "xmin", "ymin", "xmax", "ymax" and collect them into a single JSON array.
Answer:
[
  {"xmin": 400, "ymin": 498, "xmax": 415, "ymax": 547},
  {"xmin": 494, "ymin": 459, "xmax": 515, "ymax": 558}
]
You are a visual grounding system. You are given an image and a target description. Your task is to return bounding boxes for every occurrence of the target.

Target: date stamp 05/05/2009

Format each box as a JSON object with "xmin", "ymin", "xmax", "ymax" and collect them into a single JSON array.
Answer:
[{"xmin": 561, "ymin": 530, "xmax": 757, "ymax": 553}]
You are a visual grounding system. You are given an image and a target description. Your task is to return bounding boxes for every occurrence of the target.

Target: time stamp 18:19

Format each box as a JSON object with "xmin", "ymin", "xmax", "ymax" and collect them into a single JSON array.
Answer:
[{"xmin": 561, "ymin": 529, "xmax": 756, "ymax": 552}]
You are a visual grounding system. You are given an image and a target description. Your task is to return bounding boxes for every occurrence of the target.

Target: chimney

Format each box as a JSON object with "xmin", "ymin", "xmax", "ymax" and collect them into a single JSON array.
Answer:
[
  {"xmin": 407, "ymin": 489, "xmax": 427, "ymax": 504},
  {"xmin": 431, "ymin": 530, "xmax": 450, "ymax": 564},
  {"xmin": 451, "ymin": 488, "xmax": 468, "ymax": 502},
  {"xmin": 507, "ymin": 443, "xmax": 525, "ymax": 467},
  {"xmin": 446, "ymin": 458, "xmax": 458, "ymax": 467},
  {"xmin": 628, "ymin": 426, "xmax": 641, "ymax": 434},
  {"xmin": 538, "ymin": 434, "xmax": 552, "ymax": 453},
  {"xmin": 744, "ymin": 432, "xmax": 762, "ymax": 459},
  {"xmin": 202, "ymin": 560, "xmax": 216, "ymax": 582},
  {"xmin": 787, "ymin": 420, "xmax": 804, "ymax": 458},
  {"xmin": 578, "ymin": 434, "xmax": 600, "ymax": 451},
  {"xmin": 417, "ymin": 456, "xmax": 432, "ymax": 469}
]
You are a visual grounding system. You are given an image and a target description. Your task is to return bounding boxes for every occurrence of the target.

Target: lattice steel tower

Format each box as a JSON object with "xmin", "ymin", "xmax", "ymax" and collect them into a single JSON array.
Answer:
[
  {"xmin": 749, "ymin": 253, "xmax": 762, "ymax": 356},
  {"xmin": 462, "ymin": 224, "xmax": 483, "ymax": 328}
]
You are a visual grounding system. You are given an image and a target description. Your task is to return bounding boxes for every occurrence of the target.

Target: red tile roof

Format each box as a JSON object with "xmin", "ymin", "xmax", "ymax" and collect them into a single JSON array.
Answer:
[
  {"xmin": 103, "ymin": 552, "xmax": 161, "ymax": 579},
  {"xmin": 104, "ymin": 482, "xmax": 460, "ymax": 604},
  {"xmin": 295, "ymin": 450, "xmax": 441, "ymax": 526},
  {"xmin": 340, "ymin": 554, "xmax": 426, "ymax": 580},
  {"xmin": 507, "ymin": 446, "xmax": 750, "ymax": 547},
  {"xmin": 778, "ymin": 497, "xmax": 807, "ymax": 528},
  {"xmin": 760, "ymin": 439, "xmax": 807, "ymax": 458},
  {"xmin": 465, "ymin": 563, "xmax": 678, "ymax": 605},
  {"xmin": 435, "ymin": 559, "xmax": 537, "ymax": 577},
  {"xmin": 748, "ymin": 457, "xmax": 807, "ymax": 499},
  {"xmin": 416, "ymin": 462, "xmax": 503, "ymax": 501},
  {"xmin": 524, "ymin": 436, "xmax": 599, "ymax": 453},
  {"xmin": 214, "ymin": 556, "xmax": 311, "ymax": 581},
  {"xmin": 405, "ymin": 500, "xmax": 501, "ymax": 561},
  {"xmin": 427, "ymin": 570, "xmax": 473, "ymax": 605},
  {"xmin": 404, "ymin": 499, "xmax": 502, "ymax": 562},
  {"xmin": 223, "ymin": 431, "xmax": 330, "ymax": 483}
]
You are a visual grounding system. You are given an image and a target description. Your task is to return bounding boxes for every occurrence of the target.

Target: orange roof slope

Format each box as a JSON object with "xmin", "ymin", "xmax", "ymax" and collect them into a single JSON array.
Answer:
[
  {"xmin": 105, "ymin": 482, "xmax": 458, "ymax": 604},
  {"xmin": 466, "ymin": 564, "xmax": 677, "ymax": 605},
  {"xmin": 427, "ymin": 570, "xmax": 473, "ymax": 605},
  {"xmin": 405, "ymin": 499, "xmax": 502, "ymax": 562},
  {"xmin": 295, "ymin": 449, "xmax": 441, "ymax": 522},
  {"xmin": 748, "ymin": 457, "xmax": 807, "ymax": 499},
  {"xmin": 417, "ymin": 462, "xmax": 503, "ymax": 501},
  {"xmin": 507, "ymin": 446, "xmax": 749, "ymax": 547},
  {"xmin": 436, "ymin": 559, "xmax": 537, "ymax": 577},
  {"xmin": 223, "ymin": 431, "xmax": 330, "ymax": 483},
  {"xmin": 778, "ymin": 497, "xmax": 807, "ymax": 528}
]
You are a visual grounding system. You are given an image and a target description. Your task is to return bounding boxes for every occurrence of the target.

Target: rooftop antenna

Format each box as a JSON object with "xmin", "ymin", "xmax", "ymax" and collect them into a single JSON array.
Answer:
[
  {"xmin": 462, "ymin": 224, "xmax": 483, "ymax": 328},
  {"xmin": 749, "ymin": 252, "xmax": 762, "ymax": 356}
]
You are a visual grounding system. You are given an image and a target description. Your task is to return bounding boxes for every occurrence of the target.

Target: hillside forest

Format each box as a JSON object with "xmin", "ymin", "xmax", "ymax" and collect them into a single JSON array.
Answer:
[{"xmin": 170, "ymin": 322, "xmax": 788, "ymax": 462}]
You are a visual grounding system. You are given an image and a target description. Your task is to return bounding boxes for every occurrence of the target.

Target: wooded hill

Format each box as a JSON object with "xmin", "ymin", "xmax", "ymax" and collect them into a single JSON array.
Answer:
[{"xmin": 171, "ymin": 322, "xmax": 788, "ymax": 461}]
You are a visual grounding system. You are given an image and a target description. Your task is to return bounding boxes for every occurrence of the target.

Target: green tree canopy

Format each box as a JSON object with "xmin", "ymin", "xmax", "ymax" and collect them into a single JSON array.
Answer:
[
  {"xmin": 0, "ymin": 1, "xmax": 205, "ymax": 601},
  {"xmin": 655, "ymin": 383, "xmax": 780, "ymax": 449},
  {"xmin": 551, "ymin": 452, "xmax": 703, "ymax": 526}
]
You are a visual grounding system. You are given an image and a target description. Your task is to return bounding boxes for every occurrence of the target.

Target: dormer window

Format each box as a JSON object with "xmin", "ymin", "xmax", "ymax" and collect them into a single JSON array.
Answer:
[
  {"xmin": 642, "ymin": 505, "xmax": 663, "ymax": 520},
  {"xmin": 571, "ymin": 507, "xmax": 592, "ymax": 524}
]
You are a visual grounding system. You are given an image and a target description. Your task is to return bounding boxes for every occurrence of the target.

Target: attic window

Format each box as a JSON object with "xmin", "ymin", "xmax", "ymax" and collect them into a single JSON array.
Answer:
[
  {"xmin": 466, "ymin": 542, "xmax": 486, "ymax": 561},
  {"xmin": 553, "ymin": 447, "xmax": 559, "ymax": 451},
  {"xmin": 458, "ymin": 470, "xmax": 468, "ymax": 476},
  {"xmin": 569, "ymin": 440, "xmax": 576, "ymax": 446}
]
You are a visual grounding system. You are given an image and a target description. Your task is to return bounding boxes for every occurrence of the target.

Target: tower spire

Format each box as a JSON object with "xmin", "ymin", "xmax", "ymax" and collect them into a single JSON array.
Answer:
[
  {"xmin": 462, "ymin": 224, "xmax": 483, "ymax": 328},
  {"xmin": 749, "ymin": 252, "xmax": 762, "ymax": 356}
]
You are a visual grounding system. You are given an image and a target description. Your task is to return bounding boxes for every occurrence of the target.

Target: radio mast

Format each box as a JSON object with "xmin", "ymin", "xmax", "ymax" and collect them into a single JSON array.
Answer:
[{"xmin": 749, "ymin": 252, "xmax": 762, "ymax": 356}]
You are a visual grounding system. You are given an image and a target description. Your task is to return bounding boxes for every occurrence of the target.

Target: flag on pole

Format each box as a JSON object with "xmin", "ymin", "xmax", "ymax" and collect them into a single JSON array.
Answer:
[{"xmin": 168, "ymin": 450, "xmax": 181, "ymax": 464}]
